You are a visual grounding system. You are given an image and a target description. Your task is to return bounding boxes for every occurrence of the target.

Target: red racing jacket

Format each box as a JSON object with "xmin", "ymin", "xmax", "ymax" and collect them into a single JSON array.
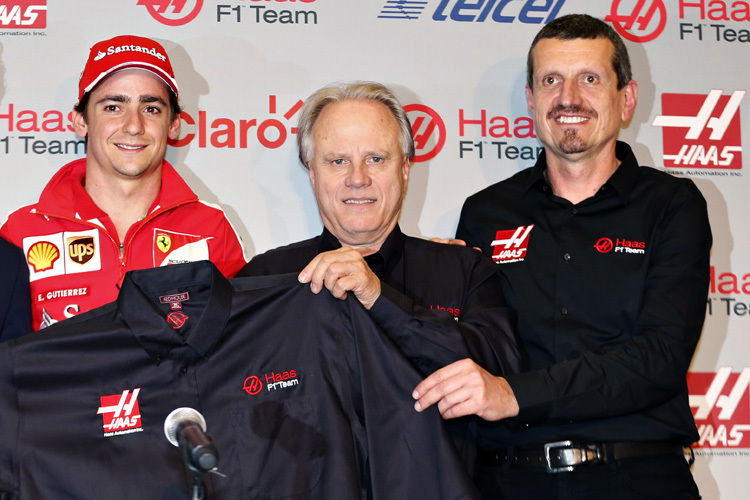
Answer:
[{"xmin": 0, "ymin": 158, "xmax": 246, "ymax": 332}]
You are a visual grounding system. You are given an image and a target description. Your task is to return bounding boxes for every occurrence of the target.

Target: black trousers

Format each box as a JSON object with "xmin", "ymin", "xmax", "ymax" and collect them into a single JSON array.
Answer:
[{"xmin": 475, "ymin": 453, "xmax": 701, "ymax": 500}]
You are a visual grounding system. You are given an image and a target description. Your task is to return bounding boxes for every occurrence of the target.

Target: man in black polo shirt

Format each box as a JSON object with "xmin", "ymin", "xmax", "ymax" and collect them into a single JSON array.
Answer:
[
  {"xmin": 237, "ymin": 82, "xmax": 520, "ymax": 380},
  {"xmin": 413, "ymin": 14, "xmax": 711, "ymax": 499}
]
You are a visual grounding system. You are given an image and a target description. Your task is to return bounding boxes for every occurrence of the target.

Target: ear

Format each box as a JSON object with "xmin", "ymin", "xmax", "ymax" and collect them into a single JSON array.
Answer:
[
  {"xmin": 526, "ymin": 84, "xmax": 535, "ymax": 113},
  {"xmin": 168, "ymin": 114, "xmax": 181, "ymax": 141},
  {"xmin": 308, "ymin": 162, "xmax": 316, "ymax": 187},
  {"xmin": 72, "ymin": 110, "xmax": 88, "ymax": 139},
  {"xmin": 401, "ymin": 157, "xmax": 410, "ymax": 190},
  {"xmin": 620, "ymin": 80, "xmax": 638, "ymax": 122}
]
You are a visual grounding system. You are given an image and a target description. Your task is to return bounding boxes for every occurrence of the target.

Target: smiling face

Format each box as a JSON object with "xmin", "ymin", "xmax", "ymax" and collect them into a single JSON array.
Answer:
[
  {"xmin": 308, "ymin": 99, "xmax": 410, "ymax": 252},
  {"xmin": 73, "ymin": 68, "xmax": 180, "ymax": 182},
  {"xmin": 526, "ymin": 37, "xmax": 637, "ymax": 165}
]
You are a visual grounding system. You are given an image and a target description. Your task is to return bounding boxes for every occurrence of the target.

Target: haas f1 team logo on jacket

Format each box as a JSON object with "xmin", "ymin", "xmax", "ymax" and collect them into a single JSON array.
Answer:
[
  {"xmin": 491, "ymin": 225, "xmax": 534, "ymax": 263},
  {"xmin": 97, "ymin": 388, "xmax": 143, "ymax": 437},
  {"xmin": 153, "ymin": 229, "xmax": 212, "ymax": 267}
]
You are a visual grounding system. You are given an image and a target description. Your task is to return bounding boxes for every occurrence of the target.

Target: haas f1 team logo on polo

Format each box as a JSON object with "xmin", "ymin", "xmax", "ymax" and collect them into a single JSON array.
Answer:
[
  {"xmin": 594, "ymin": 237, "xmax": 646, "ymax": 254},
  {"xmin": 652, "ymin": 90, "xmax": 745, "ymax": 169},
  {"xmin": 97, "ymin": 389, "xmax": 143, "ymax": 437},
  {"xmin": 689, "ymin": 368, "xmax": 750, "ymax": 448},
  {"xmin": 243, "ymin": 370, "xmax": 299, "ymax": 395},
  {"xmin": 491, "ymin": 225, "xmax": 533, "ymax": 263}
]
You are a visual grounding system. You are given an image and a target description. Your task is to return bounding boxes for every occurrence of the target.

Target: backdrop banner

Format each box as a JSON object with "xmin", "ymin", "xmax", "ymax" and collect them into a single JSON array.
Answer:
[{"xmin": 1, "ymin": 1, "xmax": 747, "ymax": 498}]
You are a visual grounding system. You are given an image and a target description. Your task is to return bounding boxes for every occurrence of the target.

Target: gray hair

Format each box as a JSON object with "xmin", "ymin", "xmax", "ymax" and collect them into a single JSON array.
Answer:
[{"xmin": 296, "ymin": 81, "xmax": 415, "ymax": 166}]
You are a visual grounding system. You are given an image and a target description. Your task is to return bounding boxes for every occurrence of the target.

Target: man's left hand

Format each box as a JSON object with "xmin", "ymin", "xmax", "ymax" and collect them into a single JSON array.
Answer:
[
  {"xmin": 412, "ymin": 358, "xmax": 519, "ymax": 420},
  {"xmin": 298, "ymin": 247, "xmax": 381, "ymax": 309}
]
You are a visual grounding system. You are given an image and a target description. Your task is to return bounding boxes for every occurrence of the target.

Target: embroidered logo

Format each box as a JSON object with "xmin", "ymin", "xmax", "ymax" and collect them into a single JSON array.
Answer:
[
  {"xmin": 167, "ymin": 311, "xmax": 188, "ymax": 329},
  {"xmin": 491, "ymin": 225, "xmax": 533, "ymax": 263},
  {"xmin": 156, "ymin": 233, "xmax": 172, "ymax": 253},
  {"xmin": 27, "ymin": 241, "xmax": 60, "ymax": 272},
  {"xmin": 242, "ymin": 376, "xmax": 263, "ymax": 395},
  {"xmin": 97, "ymin": 388, "xmax": 143, "ymax": 437},
  {"xmin": 594, "ymin": 237, "xmax": 645, "ymax": 255},
  {"xmin": 244, "ymin": 370, "xmax": 299, "ymax": 395},
  {"xmin": 67, "ymin": 235, "xmax": 96, "ymax": 265},
  {"xmin": 152, "ymin": 229, "xmax": 211, "ymax": 266}
]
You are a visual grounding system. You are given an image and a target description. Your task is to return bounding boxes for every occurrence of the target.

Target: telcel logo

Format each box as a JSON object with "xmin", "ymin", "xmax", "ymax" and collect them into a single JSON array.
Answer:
[
  {"xmin": 0, "ymin": 0, "xmax": 47, "ymax": 29},
  {"xmin": 689, "ymin": 368, "xmax": 750, "ymax": 448},
  {"xmin": 652, "ymin": 90, "xmax": 745, "ymax": 169},
  {"xmin": 380, "ymin": 0, "xmax": 566, "ymax": 23}
]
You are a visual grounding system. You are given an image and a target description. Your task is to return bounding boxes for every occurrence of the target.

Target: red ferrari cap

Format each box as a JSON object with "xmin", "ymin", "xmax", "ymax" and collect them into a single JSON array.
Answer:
[{"xmin": 78, "ymin": 35, "xmax": 179, "ymax": 101}]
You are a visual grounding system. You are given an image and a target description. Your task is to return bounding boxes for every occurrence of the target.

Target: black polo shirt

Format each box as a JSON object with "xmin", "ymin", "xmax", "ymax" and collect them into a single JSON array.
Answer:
[
  {"xmin": 0, "ymin": 261, "xmax": 479, "ymax": 499},
  {"xmin": 457, "ymin": 141, "xmax": 712, "ymax": 447},
  {"xmin": 238, "ymin": 225, "xmax": 521, "ymax": 377}
]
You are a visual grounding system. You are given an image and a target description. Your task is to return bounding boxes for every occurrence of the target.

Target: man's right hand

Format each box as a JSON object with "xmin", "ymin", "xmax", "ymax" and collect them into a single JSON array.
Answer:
[{"xmin": 298, "ymin": 247, "xmax": 381, "ymax": 309}]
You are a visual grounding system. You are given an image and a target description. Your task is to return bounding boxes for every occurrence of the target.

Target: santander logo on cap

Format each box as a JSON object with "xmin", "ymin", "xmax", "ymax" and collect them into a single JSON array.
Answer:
[{"xmin": 78, "ymin": 35, "xmax": 179, "ymax": 101}]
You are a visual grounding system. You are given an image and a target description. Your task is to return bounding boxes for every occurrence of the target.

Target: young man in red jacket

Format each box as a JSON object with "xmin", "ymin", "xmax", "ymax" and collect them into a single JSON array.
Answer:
[{"xmin": 1, "ymin": 35, "xmax": 246, "ymax": 331}]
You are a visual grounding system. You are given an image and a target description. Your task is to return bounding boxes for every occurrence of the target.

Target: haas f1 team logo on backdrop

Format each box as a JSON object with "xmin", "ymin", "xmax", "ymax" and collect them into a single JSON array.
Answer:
[
  {"xmin": 491, "ymin": 225, "xmax": 533, "ymax": 263},
  {"xmin": 652, "ymin": 90, "xmax": 745, "ymax": 170},
  {"xmin": 97, "ymin": 389, "xmax": 143, "ymax": 436},
  {"xmin": 689, "ymin": 368, "xmax": 750, "ymax": 448},
  {"xmin": 604, "ymin": 0, "xmax": 667, "ymax": 43},
  {"xmin": 137, "ymin": 0, "xmax": 203, "ymax": 26},
  {"xmin": 405, "ymin": 104, "xmax": 446, "ymax": 162},
  {"xmin": 0, "ymin": 0, "xmax": 46, "ymax": 29}
]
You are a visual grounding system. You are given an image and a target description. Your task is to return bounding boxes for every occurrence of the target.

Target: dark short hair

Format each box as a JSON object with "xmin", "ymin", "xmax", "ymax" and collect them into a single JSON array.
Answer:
[
  {"xmin": 296, "ymin": 81, "xmax": 415, "ymax": 167},
  {"xmin": 526, "ymin": 13, "xmax": 632, "ymax": 91},
  {"xmin": 73, "ymin": 77, "xmax": 182, "ymax": 123}
]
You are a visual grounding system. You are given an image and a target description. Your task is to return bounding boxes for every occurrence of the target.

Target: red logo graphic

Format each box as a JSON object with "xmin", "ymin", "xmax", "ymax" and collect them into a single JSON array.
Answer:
[
  {"xmin": 604, "ymin": 0, "xmax": 667, "ymax": 43},
  {"xmin": 137, "ymin": 0, "xmax": 203, "ymax": 26},
  {"xmin": 97, "ymin": 389, "xmax": 142, "ymax": 434},
  {"xmin": 653, "ymin": 90, "xmax": 744, "ymax": 170},
  {"xmin": 594, "ymin": 238, "xmax": 614, "ymax": 253},
  {"xmin": 0, "ymin": 0, "xmax": 47, "ymax": 29},
  {"xmin": 689, "ymin": 368, "xmax": 750, "ymax": 448},
  {"xmin": 171, "ymin": 96, "xmax": 303, "ymax": 149},
  {"xmin": 167, "ymin": 311, "xmax": 188, "ymax": 329},
  {"xmin": 405, "ymin": 104, "xmax": 446, "ymax": 163},
  {"xmin": 243, "ymin": 376, "xmax": 263, "ymax": 395},
  {"xmin": 491, "ymin": 225, "xmax": 533, "ymax": 263}
]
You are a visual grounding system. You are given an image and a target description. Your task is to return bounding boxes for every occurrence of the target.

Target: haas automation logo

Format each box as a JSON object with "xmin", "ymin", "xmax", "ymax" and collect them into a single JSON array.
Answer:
[
  {"xmin": 491, "ymin": 225, "xmax": 534, "ymax": 263},
  {"xmin": 652, "ymin": 90, "xmax": 745, "ymax": 170},
  {"xmin": 689, "ymin": 368, "xmax": 750, "ymax": 448},
  {"xmin": 97, "ymin": 389, "xmax": 143, "ymax": 436}
]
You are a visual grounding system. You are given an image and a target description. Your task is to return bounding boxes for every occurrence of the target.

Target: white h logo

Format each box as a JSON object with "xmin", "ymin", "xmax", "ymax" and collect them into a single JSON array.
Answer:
[
  {"xmin": 690, "ymin": 367, "xmax": 750, "ymax": 420},
  {"xmin": 491, "ymin": 225, "xmax": 534, "ymax": 249},
  {"xmin": 652, "ymin": 89, "xmax": 745, "ymax": 141}
]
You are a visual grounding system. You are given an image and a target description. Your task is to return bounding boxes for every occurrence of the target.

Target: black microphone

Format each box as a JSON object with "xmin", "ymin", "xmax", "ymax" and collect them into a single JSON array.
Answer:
[{"xmin": 164, "ymin": 408, "xmax": 219, "ymax": 474}]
